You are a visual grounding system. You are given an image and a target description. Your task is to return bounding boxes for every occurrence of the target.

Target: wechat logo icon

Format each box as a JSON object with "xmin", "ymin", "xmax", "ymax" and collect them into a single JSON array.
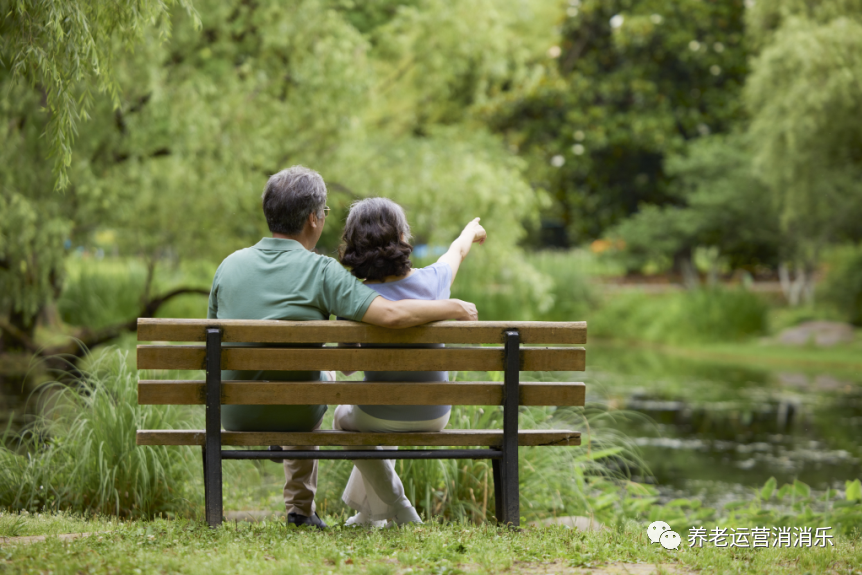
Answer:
[{"xmin": 648, "ymin": 521, "xmax": 681, "ymax": 550}]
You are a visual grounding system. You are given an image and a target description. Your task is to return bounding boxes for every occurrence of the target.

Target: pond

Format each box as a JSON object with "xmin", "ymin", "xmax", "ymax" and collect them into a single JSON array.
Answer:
[{"xmin": 580, "ymin": 342, "xmax": 862, "ymax": 505}]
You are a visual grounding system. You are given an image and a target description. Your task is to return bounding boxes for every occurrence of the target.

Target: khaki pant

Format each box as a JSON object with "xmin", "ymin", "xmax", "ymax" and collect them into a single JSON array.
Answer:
[{"xmin": 282, "ymin": 417, "xmax": 323, "ymax": 516}]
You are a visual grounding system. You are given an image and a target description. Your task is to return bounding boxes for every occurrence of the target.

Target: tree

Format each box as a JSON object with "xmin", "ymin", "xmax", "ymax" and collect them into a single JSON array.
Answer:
[
  {"xmin": 744, "ymin": 0, "xmax": 862, "ymax": 303},
  {"xmin": 0, "ymin": 0, "xmax": 198, "ymax": 188},
  {"xmin": 606, "ymin": 135, "xmax": 781, "ymax": 284},
  {"xmin": 485, "ymin": 0, "xmax": 749, "ymax": 246}
]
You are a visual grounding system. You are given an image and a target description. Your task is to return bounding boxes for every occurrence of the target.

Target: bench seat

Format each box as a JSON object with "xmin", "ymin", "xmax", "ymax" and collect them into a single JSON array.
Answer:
[
  {"xmin": 136, "ymin": 429, "xmax": 582, "ymax": 447},
  {"xmin": 137, "ymin": 380, "xmax": 586, "ymax": 406}
]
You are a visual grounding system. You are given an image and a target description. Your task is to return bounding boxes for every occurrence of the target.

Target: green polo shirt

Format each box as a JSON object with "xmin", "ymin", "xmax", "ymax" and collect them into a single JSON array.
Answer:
[{"xmin": 207, "ymin": 237, "xmax": 379, "ymax": 431}]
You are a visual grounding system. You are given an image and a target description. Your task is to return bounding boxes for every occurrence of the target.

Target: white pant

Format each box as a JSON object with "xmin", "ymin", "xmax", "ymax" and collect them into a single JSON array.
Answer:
[{"xmin": 333, "ymin": 405, "xmax": 450, "ymax": 520}]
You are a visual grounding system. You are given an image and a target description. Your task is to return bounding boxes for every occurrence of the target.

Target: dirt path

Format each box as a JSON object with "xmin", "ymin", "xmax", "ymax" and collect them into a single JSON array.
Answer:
[
  {"xmin": 0, "ymin": 532, "xmax": 105, "ymax": 546},
  {"xmin": 463, "ymin": 561, "xmax": 694, "ymax": 574}
]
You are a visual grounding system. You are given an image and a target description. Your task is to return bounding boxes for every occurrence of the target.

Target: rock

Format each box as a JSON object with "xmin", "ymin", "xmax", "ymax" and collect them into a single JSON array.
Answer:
[
  {"xmin": 776, "ymin": 372, "xmax": 853, "ymax": 391},
  {"xmin": 777, "ymin": 321, "xmax": 855, "ymax": 347},
  {"xmin": 814, "ymin": 375, "xmax": 851, "ymax": 391},
  {"xmin": 777, "ymin": 372, "xmax": 809, "ymax": 388}
]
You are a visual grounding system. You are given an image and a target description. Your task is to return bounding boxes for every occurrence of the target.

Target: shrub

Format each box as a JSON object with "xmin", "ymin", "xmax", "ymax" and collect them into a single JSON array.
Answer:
[
  {"xmin": 591, "ymin": 287, "xmax": 769, "ymax": 344},
  {"xmin": 58, "ymin": 260, "xmax": 148, "ymax": 328},
  {"xmin": 821, "ymin": 245, "xmax": 862, "ymax": 326}
]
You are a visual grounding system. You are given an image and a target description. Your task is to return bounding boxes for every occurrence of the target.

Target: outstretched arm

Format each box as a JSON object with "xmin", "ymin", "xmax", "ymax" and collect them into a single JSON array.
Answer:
[
  {"xmin": 361, "ymin": 296, "xmax": 477, "ymax": 328},
  {"xmin": 437, "ymin": 217, "xmax": 487, "ymax": 285}
]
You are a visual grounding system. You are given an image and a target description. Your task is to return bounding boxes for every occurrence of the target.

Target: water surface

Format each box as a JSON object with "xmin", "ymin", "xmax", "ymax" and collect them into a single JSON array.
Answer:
[{"xmin": 579, "ymin": 342, "xmax": 862, "ymax": 504}]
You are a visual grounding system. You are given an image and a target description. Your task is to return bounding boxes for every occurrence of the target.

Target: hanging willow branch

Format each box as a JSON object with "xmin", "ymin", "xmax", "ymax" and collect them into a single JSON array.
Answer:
[{"xmin": 0, "ymin": 287, "xmax": 209, "ymax": 376}]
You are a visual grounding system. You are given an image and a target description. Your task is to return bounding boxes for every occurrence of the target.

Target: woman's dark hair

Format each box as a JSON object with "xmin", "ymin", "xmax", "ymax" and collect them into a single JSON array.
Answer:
[{"xmin": 339, "ymin": 198, "xmax": 413, "ymax": 281}]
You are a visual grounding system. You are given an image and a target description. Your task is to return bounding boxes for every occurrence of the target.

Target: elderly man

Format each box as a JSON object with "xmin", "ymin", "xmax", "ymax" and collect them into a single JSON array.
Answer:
[{"xmin": 207, "ymin": 166, "xmax": 477, "ymax": 529}]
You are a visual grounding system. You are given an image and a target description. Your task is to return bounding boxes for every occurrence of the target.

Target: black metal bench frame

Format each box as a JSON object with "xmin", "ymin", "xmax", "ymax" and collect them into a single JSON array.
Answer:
[{"xmin": 200, "ymin": 327, "xmax": 524, "ymax": 528}]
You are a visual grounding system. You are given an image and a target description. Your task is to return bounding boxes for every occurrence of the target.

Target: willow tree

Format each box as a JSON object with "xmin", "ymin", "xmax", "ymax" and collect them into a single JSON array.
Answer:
[
  {"xmin": 0, "ymin": 0, "xmax": 198, "ymax": 364},
  {"xmin": 745, "ymin": 0, "xmax": 862, "ymax": 304},
  {"xmin": 0, "ymin": 0, "xmax": 198, "ymax": 188}
]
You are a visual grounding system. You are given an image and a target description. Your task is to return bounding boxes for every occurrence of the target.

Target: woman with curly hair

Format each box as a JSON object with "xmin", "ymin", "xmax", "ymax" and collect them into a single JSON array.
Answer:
[{"xmin": 334, "ymin": 197, "xmax": 486, "ymax": 527}]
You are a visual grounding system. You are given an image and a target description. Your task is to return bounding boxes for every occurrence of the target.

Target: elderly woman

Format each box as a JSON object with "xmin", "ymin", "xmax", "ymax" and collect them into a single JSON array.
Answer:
[{"xmin": 334, "ymin": 197, "xmax": 486, "ymax": 527}]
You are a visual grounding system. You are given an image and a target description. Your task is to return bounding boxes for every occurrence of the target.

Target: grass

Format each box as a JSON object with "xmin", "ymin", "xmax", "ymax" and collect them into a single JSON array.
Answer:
[
  {"xmin": 0, "ymin": 513, "xmax": 860, "ymax": 575},
  {"xmin": 643, "ymin": 339, "xmax": 862, "ymax": 374},
  {"xmin": 0, "ymin": 351, "xmax": 200, "ymax": 518}
]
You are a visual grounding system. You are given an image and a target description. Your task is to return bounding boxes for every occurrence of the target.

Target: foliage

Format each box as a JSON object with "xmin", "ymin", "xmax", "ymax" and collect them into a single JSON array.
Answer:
[
  {"xmin": 744, "ymin": 2, "xmax": 862, "ymax": 279},
  {"xmin": 415, "ymin": 250, "xmax": 593, "ymax": 322},
  {"xmin": 57, "ymin": 258, "xmax": 213, "ymax": 330},
  {"xmin": 0, "ymin": 84, "xmax": 73, "ymax": 334},
  {"xmin": 486, "ymin": 0, "xmax": 749, "ymax": 245},
  {"xmin": 0, "ymin": 0, "xmax": 198, "ymax": 188},
  {"xmin": 821, "ymin": 245, "xmax": 862, "ymax": 326},
  {"xmin": 607, "ymin": 135, "xmax": 781, "ymax": 274},
  {"xmin": 590, "ymin": 287, "xmax": 769, "ymax": 345},
  {"xmin": 357, "ymin": 0, "xmax": 559, "ymax": 134},
  {"xmin": 0, "ymin": 351, "xmax": 198, "ymax": 517},
  {"xmin": 746, "ymin": 0, "xmax": 862, "ymax": 48},
  {"xmin": 58, "ymin": 260, "xmax": 149, "ymax": 329}
]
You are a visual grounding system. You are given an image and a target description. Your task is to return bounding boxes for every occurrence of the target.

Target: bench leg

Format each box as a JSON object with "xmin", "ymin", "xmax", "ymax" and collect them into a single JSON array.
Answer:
[
  {"xmin": 204, "ymin": 327, "xmax": 223, "ymax": 528},
  {"xmin": 201, "ymin": 446, "xmax": 208, "ymax": 509},
  {"xmin": 499, "ymin": 330, "xmax": 521, "ymax": 527},
  {"xmin": 491, "ymin": 458, "xmax": 503, "ymax": 523}
]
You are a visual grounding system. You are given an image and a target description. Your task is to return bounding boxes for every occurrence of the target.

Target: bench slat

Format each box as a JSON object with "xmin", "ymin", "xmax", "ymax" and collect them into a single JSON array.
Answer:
[
  {"xmin": 136, "ymin": 345, "xmax": 586, "ymax": 372},
  {"xmin": 136, "ymin": 429, "xmax": 581, "ymax": 447},
  {"xmin": 137, "ymin": 380, "xmax": 586, "ymax": 406},
  {"xmin": 138, "ymin": 319, "xmax": 587, "ymax": 345}
]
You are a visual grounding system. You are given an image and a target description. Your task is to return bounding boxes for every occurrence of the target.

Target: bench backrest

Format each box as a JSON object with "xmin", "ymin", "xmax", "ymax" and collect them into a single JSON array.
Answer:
[{"xmin": 137, "ymin": 319, "xmax": 586, "ymax": 408}]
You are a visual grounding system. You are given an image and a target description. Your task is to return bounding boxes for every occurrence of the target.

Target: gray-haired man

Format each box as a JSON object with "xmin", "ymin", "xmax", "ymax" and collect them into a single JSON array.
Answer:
[{"xmin": 207, "ymin": 166, "xmax": 477, "ymax": 528}]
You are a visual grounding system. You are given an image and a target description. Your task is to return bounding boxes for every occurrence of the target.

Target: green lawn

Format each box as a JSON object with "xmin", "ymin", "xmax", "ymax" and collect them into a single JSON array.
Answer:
[
  {"xmin": 1, "ymin": 513, "xmax": 860, "ymax": 574},
  {"xmin": 618, "ymin": 339, "xmax": 862, "ymax": 376}
]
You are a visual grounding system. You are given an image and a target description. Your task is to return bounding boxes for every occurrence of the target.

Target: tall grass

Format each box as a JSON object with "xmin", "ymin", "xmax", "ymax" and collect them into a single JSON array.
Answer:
[{"xmin": 0, "ymin": 351, "xmax": 199, "ymax": 517}]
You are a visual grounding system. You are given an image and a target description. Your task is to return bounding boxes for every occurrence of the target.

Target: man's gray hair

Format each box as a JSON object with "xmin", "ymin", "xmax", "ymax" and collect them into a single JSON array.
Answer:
[{"xmin": 261, "ymin": 166, "xmax": 327, "ymax": 235}]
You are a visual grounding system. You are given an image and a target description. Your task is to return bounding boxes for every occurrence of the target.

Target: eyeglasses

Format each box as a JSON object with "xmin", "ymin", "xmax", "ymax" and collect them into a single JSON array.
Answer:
[{"xmin": 321, "ymin": 206, "xmax": 331, "ymax": 216}]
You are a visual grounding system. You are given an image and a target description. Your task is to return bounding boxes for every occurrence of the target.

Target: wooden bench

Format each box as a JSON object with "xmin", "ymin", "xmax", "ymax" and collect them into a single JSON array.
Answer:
[{"xmin": 136, "ymin": 319, "xmax": 587, "ymax": 527}]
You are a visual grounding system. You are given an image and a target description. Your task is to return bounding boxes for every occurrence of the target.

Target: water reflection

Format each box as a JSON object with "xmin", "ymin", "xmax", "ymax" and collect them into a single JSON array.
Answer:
[{"xmin": 582, "ymin": 342, "xmax": 862, "ymax": 504}]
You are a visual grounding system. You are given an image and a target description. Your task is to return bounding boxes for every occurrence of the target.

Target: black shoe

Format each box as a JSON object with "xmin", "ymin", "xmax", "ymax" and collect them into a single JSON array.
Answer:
[
  {"xmin": 268, "ymin": 445, "xmax": 284, "ymax": 463},
  {"xmin": 287, "ymin": 512, "xmax": 327, "ymax": 530}
]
